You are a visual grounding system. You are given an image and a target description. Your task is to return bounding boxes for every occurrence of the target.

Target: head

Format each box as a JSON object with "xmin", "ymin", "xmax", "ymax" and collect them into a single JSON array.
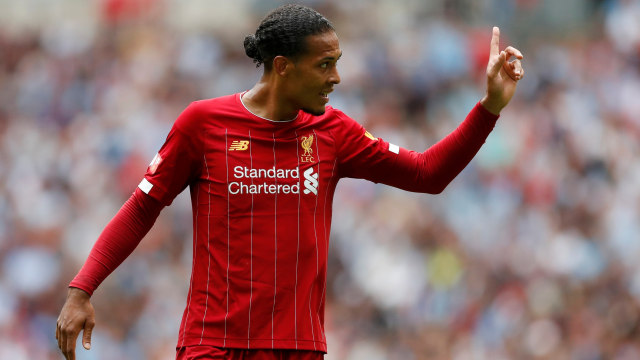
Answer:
[{"xmin": 244, "ymin": 4, "xmax": 342, "ymax": 115}]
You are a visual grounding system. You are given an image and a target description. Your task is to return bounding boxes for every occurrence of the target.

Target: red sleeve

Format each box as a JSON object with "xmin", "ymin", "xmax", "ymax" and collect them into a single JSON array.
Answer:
[
  {"xmin": 69, "ymin": 188, "xmax": 164, "ymax": 296},
  {"xmin": 336, "ymin": 102, "xmax": 499, "ymax": 193},
  {"xmin": 139, "ymin": 102, "xmax": 204, "ymax": 206}
]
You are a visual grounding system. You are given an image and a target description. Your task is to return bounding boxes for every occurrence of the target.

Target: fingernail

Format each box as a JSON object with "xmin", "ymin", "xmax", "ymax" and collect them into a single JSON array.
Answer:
[{"xmin": 85, "ymin": 343, "xmax": 91, "ymax": 349}]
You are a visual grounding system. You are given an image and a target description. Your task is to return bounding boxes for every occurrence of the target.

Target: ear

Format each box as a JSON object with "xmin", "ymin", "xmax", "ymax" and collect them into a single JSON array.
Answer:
[{"xmin": 273, "ymin": 55, "xmax": 294, "ymax": 77}]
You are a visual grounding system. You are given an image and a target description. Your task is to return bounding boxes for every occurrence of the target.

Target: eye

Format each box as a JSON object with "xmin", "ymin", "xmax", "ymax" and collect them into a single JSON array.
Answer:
[{"xmin": 320, "ymin": 62, "xmax": 329, "ymax": 69}]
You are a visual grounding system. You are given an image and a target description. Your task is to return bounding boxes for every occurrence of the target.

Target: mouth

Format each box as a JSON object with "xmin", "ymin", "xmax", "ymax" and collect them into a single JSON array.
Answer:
[{"xmin": 319, "ymin": 89, "xmax": 332, "ymax": 100}]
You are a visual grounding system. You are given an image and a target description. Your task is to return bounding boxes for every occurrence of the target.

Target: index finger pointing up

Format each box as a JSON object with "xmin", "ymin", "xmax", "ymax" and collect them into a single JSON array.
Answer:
[{"xmin": 490, "ymin": 26, "xmax": 500, "ymax": 57}]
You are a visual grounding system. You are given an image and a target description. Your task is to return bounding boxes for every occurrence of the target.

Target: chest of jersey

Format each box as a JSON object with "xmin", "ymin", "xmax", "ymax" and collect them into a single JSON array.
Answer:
[{"xmin": 202, "ymin": 126, "xmax": 336, "ymax": 215}]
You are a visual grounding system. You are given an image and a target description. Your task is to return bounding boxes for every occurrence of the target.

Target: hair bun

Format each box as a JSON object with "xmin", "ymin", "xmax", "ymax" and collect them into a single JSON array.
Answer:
[{"xmin": 243, "ymin": 34, "xmax": 262, "ymax": 66}]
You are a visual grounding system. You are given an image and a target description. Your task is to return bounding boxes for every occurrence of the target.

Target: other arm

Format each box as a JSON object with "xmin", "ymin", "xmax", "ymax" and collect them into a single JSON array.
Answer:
[
  {"xmin": 56, "ymin": 101, "xmax": 204, "ymax": 360},
  {"xmin": 56, "ymin": 188, "xmax": 163, "ymax": 360}
]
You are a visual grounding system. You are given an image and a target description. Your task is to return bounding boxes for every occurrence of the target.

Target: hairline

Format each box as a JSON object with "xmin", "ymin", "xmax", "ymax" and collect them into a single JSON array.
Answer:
[{"xmin": 263, "ymin": 29, "xmax": 337, "ymax": 71}]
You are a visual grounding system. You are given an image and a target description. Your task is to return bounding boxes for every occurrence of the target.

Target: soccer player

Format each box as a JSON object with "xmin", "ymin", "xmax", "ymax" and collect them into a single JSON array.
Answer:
[{"xmin": 56, "ymin": 4, "xmax": 523, "ymax": 360}]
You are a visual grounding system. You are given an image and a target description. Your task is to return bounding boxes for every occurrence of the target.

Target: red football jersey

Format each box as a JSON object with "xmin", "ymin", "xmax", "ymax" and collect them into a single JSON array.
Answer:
[{"xmin": 135, "ymin": 93, "xmax": 497, "ymax": 352}]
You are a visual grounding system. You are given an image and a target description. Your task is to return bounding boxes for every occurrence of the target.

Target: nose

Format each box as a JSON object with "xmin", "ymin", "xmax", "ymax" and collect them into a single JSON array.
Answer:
[{"xmin": 329, "ymin": 67, "xmax": 341, "ymax": 85}]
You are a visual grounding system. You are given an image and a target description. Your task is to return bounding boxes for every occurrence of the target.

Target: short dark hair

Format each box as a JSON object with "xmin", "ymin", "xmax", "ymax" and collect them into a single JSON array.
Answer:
[{"xmin": 244, "ymin": 4, "xmax": 334, "ymax": 70}]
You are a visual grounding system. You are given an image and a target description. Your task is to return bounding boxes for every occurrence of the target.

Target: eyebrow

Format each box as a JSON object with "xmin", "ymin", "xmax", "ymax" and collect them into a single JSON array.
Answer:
[{"xmin": 320, "ymin": 52, "xmax": 343, "ymax": 61}]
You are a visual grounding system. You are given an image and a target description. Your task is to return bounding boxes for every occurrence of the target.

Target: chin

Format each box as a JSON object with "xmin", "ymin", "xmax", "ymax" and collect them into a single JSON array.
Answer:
[{"xmin": 301, "ymin": 106, "xmax": 326, "ymax": 116}]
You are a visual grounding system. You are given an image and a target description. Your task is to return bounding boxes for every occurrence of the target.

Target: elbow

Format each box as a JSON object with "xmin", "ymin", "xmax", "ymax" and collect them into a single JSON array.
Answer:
[
  {"xmin": 413, "ymin": 171, "xmax": 450, "ymax": 194},
  {"xmin": 421, "ymin": 181, "xmax": 449, "ymax": 194},
  {"xmin": 428, "ymin": 184, "xmax": 447, "ymax": 194}
]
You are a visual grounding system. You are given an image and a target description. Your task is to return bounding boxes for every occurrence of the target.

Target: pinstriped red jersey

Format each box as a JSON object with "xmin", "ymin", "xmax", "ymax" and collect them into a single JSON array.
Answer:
[{"xmin": 138, "ymin": 93, "xmax": 498, "ymax": 352}]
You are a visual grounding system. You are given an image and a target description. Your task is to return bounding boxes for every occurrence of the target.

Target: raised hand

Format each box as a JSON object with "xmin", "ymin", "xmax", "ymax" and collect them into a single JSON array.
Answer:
[{"xmin": 480, "ymin": 26, "xmax": 524, "ymax": 115}]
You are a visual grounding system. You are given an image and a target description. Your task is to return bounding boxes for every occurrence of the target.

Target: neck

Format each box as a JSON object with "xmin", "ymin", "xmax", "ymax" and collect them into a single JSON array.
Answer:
[{"xmin": 242, "ymin": 79, "xmax": 299, "ymax": 122}]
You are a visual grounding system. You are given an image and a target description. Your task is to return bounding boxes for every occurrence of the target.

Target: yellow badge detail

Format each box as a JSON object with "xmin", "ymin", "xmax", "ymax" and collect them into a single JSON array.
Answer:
[
  {"xmin": 229, "ymin": 140, "xmax": 249, "ymax": 151},
  {"xmin": 364, "ymin": 130, "xmax": 377, "ymax": 141},
  {"xmin": 301, "ymin": 134, "xmax": 315, "ymax": 163},
  {"xmin": 148, "ymin": 153, "xmax": 163, "ymax": 174}
]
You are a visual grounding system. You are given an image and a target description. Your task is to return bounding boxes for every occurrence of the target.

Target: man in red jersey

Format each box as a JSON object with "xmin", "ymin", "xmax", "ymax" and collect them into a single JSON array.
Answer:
[{"xmin": 56, "ymin": 4, "xmax": 523, "ymax": 360}]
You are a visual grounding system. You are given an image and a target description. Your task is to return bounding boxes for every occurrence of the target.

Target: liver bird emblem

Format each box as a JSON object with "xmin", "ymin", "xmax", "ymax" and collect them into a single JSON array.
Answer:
[{"xmin": 301, "ymin": 135, "xmax": 314, "ymax": 157}]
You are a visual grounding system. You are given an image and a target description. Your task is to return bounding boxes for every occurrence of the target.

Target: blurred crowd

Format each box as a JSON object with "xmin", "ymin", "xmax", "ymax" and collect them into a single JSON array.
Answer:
[{"xmin": 1, "ymin": 0, "xmax": 640, "ymax": 359}]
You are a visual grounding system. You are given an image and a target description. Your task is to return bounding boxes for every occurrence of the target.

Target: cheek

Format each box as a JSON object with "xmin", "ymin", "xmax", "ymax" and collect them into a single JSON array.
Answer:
[
  {"xmin": 295, "ymin": 81, "xmax": 317, "ymax": 99},
  {"xmin": 300, "ymin": 70, "xmax": 323, "ymax": 87},
  {"xmin": 290, "ymin": 70, "xmax": 323, "ymax": 99}
]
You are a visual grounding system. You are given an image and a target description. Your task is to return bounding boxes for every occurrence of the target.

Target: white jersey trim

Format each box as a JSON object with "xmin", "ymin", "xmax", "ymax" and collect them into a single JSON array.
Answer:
[
  {"xmin": 247, "ymin": 130, "xmax": 254, "ymax": 348},
  {"xmin": 318, "ymin": 158, "xmax": 337, "ymax": 342},
  {"xmin": 240, "ymin": 92, "xmax": 298, "ymax": 123},
  {"xmin": 224, "ymin": 129, "xmax": 231, "ymax": 346},
  {"xmin": 138, "ymin": 178, "xmax": 153, "ymax": 194},
  {"xmin": 294, "ymin": 131, "xmax": 301, "ymax": 349},
  {"xmin": 271, "ymin": 132, "xmax": 278, "ymax": 349},
  {"xmin": 309, "ymin": 129, "xmax": 320, "ymax": 350},
  {"xmin": 200, "ymin": 152, "xmax": 213, "ymax": 344}
]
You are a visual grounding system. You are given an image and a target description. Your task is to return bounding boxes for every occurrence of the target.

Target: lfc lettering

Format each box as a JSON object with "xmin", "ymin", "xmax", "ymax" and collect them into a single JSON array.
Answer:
[{"xmin": 300, "ymin": 135, "xmax": 314, "ymax": 163}]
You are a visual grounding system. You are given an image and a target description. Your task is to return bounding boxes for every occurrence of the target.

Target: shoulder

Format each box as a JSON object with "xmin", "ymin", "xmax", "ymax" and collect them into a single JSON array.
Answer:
[
  {"xmin": 322, "ymin": 105, "xmax": 347, "ymax": 120},
  {"xmin": 319, "ymin": 105, "xmax": 363, "ymax": 132},
  {"xmin": 189, "ymin": 93, "xmax": 239, "ymax": 115},
  {"xmin": 175, "ymin": 93, "xmax": 241, "ymax": 131},
  {"xmin": 311, "ymin": 105, "xmax": 358, "ymax": 127}
]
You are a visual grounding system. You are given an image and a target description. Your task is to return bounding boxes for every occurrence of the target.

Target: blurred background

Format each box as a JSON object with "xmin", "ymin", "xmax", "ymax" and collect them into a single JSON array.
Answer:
[{"xmin": 1, "ymin": 0, "xmax": 639, "ymax": 359}]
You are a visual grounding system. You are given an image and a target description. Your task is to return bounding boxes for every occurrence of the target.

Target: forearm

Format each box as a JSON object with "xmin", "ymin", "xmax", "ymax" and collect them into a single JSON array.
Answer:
[
  {"xmin": 389, "ymin": 102, "xmax": 498, "ymax": 193},
  {"xmin": 422, "ymin": 101, "xmax": 498, "ymax": 190},
  {"xmin": 69, "ymin": 188, "xmax": 164, "ymax": 295}
]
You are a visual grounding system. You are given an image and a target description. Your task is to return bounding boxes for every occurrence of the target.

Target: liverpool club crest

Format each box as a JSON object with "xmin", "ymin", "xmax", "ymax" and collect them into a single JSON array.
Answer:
[{"xmin": 301, "ymin": 135, "xmax": 314, "ymax": 163}]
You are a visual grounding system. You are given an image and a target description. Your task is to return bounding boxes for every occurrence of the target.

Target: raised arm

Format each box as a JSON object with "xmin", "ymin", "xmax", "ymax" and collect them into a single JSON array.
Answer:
[
  {"xmin": 480, "ymin": 26, "xmax": 524, "ymax": 115},
  {"xmin": 337, "ymin": 27, "xmax": 523, "ymax": 192}
]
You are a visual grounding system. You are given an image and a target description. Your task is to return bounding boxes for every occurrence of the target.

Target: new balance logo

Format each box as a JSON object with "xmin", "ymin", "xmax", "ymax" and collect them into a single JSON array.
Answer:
[
  {"xmin": 303, "ymin": 167, "xmax": 318, "ymax": 195},
  {"xmin": 229, "ymin": 140, "xmax": 249, "ymax": 151}
]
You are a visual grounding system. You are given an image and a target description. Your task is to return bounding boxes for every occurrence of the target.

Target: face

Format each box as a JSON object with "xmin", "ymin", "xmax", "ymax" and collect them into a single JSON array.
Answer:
[{"xmin": 284, "ymin": 31, "xmax": 342, "ymax": 116}]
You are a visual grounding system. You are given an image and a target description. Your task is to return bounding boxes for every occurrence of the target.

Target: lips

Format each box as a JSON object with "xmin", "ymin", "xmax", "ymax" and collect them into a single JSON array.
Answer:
[{"xmin": 320, "ymin": 89, "xmax": 332, "ymax": 100}]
